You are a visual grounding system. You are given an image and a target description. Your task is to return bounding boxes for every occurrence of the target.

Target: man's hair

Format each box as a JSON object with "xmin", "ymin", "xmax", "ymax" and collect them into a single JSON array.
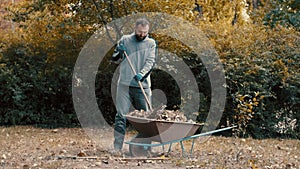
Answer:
[{"xmin": 135, "ymin": 18, "xmax": 150, "ymax": 27}]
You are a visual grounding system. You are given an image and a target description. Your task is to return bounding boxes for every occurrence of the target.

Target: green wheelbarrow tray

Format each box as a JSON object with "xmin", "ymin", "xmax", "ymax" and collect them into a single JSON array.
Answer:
[{"xmin": 125, "ymin": 115, "xmax": 203, "ymax": 143}]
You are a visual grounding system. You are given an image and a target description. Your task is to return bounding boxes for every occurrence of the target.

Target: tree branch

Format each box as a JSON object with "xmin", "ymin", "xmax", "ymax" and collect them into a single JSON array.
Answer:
[{"xmin": 90, "ymin": 0, "xmax": 115, "ymax": 44}]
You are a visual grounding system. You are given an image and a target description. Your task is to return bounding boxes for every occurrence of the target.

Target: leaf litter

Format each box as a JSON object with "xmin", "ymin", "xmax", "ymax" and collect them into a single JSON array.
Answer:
[{"xmin": 0, "ymin": 126, "xmax": 299, "ymax": 168}]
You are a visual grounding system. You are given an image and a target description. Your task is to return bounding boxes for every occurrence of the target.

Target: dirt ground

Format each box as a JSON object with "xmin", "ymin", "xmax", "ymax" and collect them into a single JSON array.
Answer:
[{"xmin": 0, "ymin": 126, "xmax": 299, "ymax": 169}]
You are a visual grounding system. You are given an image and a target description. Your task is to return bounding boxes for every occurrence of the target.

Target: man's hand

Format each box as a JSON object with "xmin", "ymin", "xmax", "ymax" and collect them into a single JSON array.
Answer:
[
  {"xmin": 134, "ymin": 73, "xmax": 143, "ymax": 82},
  {"xmin": 117, "ymin": 44, "xmax": 126, "ymax": 58},
  {"xmin": 112, "ymin": 43, "xmax": 126, "ymax": 63}
]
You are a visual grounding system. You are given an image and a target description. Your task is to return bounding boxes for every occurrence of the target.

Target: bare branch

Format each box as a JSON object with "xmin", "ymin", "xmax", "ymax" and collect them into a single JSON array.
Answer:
[{"xmin": 90, "ymin": 0, "xmax": 116, "ymax": 44}]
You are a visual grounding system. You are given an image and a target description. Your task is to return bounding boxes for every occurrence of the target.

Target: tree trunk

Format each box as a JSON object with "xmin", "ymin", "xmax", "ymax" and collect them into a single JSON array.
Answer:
[{"xmin": 252, "ymin": 0, "xmax": 259, "ymax": 9}]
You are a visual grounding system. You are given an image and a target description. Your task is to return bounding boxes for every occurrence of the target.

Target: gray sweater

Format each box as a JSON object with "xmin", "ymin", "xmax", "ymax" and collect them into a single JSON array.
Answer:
[{"xmin": 112, "ymin": 33, "xmax": 156, "ymax": 88}]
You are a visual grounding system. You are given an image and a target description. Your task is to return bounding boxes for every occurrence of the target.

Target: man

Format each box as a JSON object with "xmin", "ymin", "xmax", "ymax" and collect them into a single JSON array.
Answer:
[{"xmin": 111, "ymin": 18, "xmax": 156, "ymax": 153}]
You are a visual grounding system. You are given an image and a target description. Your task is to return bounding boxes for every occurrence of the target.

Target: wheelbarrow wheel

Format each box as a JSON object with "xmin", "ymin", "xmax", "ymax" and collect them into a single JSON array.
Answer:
[{"xmin": 129, "ymin": 134, "xmax": 151, "ymax": 157}]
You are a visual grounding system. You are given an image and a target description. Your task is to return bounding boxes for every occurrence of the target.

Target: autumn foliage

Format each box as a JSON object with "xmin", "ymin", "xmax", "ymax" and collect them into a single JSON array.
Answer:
[{"xmin": 0, "ymin": 0, "xmax": 299, "ymax": 138}]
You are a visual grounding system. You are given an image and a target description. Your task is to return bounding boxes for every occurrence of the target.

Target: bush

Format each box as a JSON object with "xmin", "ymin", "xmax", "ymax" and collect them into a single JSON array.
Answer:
[
  {"xmin": 199, "ymin": 21, "xmax": 300, "ymax": 138},
  {"xmin": 0, "ymin": 43, "xmax": 78, "ymax": 127}
]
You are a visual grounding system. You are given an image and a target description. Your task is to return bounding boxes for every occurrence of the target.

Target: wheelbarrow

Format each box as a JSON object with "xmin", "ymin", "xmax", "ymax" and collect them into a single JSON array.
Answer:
[
  {"xmin": 125, "ymin": 115, "xmax": 236, "ymax": 157},
  {"xmin": 122, "ymin": 51, "xmax": 236, "ymax": 156}
]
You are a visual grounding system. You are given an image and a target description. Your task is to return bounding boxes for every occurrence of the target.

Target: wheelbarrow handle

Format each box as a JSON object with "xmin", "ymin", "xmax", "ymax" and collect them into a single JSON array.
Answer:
[{"xmin": 124, "ymin": 51, "xmax": 153, "ymax": 112}]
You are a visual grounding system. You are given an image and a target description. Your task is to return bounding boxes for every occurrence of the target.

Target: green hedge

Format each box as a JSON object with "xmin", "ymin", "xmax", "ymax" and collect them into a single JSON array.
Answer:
[{"xmin": 0, "ymin": 44, "xmax": 78, "ymax": 127}]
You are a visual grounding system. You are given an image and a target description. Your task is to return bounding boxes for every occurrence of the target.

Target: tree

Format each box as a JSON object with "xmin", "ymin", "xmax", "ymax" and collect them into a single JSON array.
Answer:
[
  {"xmin": 263, "ymin": 0, "xmax": 300, "ymax": 30},
  {"xmin": 1, "ymin": 0, "xmax": 299, "ymax": 139}
]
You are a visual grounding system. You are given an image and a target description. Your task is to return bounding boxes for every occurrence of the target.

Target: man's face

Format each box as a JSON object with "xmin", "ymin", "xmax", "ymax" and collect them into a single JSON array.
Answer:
[{"xmin": 134, "ymin": 24, "xmax": 149, "ymax": 41}]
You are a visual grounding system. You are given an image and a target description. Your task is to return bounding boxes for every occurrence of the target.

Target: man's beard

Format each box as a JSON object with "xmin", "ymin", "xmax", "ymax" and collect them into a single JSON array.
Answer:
[{"xmin": 135, "ymin": 34, "xmax": 147, "ymax": 41}]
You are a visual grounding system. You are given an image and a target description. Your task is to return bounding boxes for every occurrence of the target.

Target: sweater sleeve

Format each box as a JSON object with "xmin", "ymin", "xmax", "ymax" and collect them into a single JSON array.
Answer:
[{"xmin": 139, "ymin": 39, "xmax": 157, "ymax": 77}]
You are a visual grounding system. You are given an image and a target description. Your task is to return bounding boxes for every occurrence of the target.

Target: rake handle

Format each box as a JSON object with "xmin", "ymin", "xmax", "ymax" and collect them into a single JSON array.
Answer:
[{"xmin": 123, "ymin": 51, "xmax": 153, "ymax": 112}]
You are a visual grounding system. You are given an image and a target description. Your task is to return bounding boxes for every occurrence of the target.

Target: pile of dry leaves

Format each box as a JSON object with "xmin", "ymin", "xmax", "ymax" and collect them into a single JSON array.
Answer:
[{"xmin": 128, "ymin": 105, "xmax": 196, "ymax": 123}]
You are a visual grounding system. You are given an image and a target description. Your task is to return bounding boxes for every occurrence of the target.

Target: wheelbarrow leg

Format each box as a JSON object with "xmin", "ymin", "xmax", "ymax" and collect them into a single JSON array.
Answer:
[
  {"xmin": 190, "ymin": 138, "xmax": 196, "ymax": 155},
  {"xmin": 165, "ymin": 143, "xmax": 173, "ymax": 155},
  {"xmin": 180, "ymin": 139, "xmax": 197, "ymax": 157},
  {"xmin": 180, "ymin": 141, "xmax": 186, "ymax": 157}
]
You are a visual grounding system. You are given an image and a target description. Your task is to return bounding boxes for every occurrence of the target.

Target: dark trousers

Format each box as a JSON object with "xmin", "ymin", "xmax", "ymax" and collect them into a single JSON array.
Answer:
[{"xmin": 114, "ymin": 85, "xmax": 151, "ymax": 150}]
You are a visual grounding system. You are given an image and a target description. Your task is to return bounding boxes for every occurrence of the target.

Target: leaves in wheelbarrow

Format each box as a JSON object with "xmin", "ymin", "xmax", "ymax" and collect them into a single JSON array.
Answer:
[{"xmin": 128, "ymin": 106, "xmax": 196, "ymax": 123}]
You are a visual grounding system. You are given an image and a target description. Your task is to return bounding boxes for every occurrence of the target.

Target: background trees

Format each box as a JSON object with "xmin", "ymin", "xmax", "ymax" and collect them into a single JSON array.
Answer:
[{"xmin": 0, "ymin": 0, "xmax": 299, "ymax": 138}]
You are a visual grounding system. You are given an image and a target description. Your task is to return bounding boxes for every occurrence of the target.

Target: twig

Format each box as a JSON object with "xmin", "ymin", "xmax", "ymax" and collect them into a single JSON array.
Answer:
[
  {"xmin": 57, "ymin": 156, "xmax": 169, "ymax": 161},
  {"xmin": 57, "ymin": 156, "xmax": 109, "ymax": 160}
]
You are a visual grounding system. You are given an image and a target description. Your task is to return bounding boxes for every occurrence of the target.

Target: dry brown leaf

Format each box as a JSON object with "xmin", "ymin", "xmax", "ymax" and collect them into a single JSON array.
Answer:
[{"xmin": 77, "ymin": 151, "xmax": 86, "ymax": 157}]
